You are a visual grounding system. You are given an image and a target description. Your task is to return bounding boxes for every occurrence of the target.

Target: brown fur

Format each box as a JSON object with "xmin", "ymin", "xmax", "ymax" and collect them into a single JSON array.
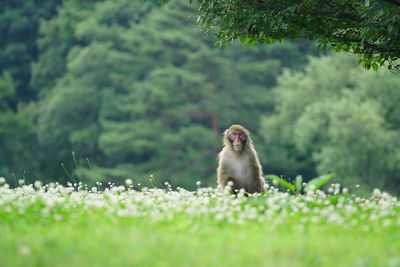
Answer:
[{"xmin": 217, "ymin": 125, "xmax": 265, "ymax": 193}]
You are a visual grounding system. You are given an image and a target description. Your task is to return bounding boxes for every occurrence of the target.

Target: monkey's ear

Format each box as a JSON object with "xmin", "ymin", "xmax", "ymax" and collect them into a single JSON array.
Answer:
[{"xmin": 223, "ymin": 129, "xmax": 229, "ymax": 136}]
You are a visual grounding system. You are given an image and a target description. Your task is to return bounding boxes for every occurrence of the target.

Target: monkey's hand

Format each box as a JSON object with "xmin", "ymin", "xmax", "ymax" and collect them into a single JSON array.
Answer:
[{"xmin": 219, "ymin": 174, "xmax": 234, "ymax": 185}]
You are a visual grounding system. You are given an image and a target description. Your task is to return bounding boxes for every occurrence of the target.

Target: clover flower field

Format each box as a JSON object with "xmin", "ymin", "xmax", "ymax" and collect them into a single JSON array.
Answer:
[{"xmin": 0, "ymin": 179, "xmax": 399, "ymax": 267}]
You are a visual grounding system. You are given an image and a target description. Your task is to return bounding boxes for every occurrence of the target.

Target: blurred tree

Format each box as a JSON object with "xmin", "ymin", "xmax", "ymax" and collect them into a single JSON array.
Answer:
[
  {"xmin": 34, "ymin": 0, "xmax": 317, "ymax": 188},
  {"xmin": 261, "ymin": 54, "xmax": 400, "ymax": 192},
  {"xmin": 0, "ymin": 0, "xmax": 62, "ymax": 103},
  {"xmin": 0, "ymin": 0, "xmax": 63, "ymax": 183},
  {"xmin": 34, "ymin": 0, "xmax": 158, "ymax": 181},
  {"xmin": 0, "ymin": 72, "xmax": 40, "ymax": 183}
]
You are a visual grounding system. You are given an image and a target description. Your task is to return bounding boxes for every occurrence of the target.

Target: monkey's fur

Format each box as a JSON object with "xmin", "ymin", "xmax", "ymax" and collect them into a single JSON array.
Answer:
[{"xmin": 217, "ymin": 125, "xmax": 265, "ymax": 193}]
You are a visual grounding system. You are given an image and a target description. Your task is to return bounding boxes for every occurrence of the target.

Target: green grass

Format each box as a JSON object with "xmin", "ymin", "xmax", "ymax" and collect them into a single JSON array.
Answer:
[{"xmin": 0, "ymin": 183, "xmax": 399, "ymax": 267}]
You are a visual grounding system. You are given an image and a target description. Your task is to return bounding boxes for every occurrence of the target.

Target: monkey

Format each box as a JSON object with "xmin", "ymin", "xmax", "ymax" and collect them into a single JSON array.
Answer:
[{"xmin": 217, "ymin": 124, "xmax": 265, "ymax": 194}]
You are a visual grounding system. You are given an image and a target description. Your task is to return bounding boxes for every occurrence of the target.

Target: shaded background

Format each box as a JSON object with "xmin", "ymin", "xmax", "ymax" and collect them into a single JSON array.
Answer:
[{"xmin": 1, "ymin": 0, "xmax": 399, "ymax": 192}]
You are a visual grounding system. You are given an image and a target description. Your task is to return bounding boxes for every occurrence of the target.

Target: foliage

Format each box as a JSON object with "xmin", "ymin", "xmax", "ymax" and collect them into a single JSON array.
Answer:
[
  {"xmin": 265, "ymin": 174, "xmax": 333, "ymax": 194},
  {"xmin": 0, "ymin": 72, "xmax": 40, "ymax": 182},
  {"xmin": 0, "ymin": 71, "xmax": 15, "ymax": 107},
  {"xmin": 0, "ymin": 182, "xmax": 399, "ymax": 266},
  {"xmin": 189, "ymin": 0, "xmax": 400, "ymax": 71},
  {"xmin": 261, "ymin": 54, "xmax": 400, "ymax": 192},
  {"xmin": 2, "ymin": 0, "xmax": 399, "ymax": 193},
  {"xmin": 0, "ymin": 0, "xmax": 62, "ymax": 182},
  {"xmin": 0, "ymin": 0, "xmax": 62, "ymax": 102},
  {"xmin": 33, "ymin": 0, "xmax": 316, "ymax": 188}
]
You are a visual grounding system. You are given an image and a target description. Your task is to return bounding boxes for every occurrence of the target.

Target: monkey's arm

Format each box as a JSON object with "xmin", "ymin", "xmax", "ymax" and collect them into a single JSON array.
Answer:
[
  {"xmin": 250, "ymin": 153, "xmax": 265, "ymax": 192},
  {"xmin": 250, "ymin": 152, "xmax": 263, "ymax": 178},
  {"xmin": 217, "ymin": 161, "xmax": 234, "ymax": 187}
]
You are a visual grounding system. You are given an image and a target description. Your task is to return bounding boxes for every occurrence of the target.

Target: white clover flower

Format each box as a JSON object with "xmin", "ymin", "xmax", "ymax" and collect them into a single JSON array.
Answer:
[
  {"xmin": 0, "ymin": 177, "xmax": 6, "ymax": 184},
  {"xmin": 125, "ymin": 179, "xmax": 133, "ymax": 187},
  {"xmin": 372, "ymin": 188, "xmax": 381, "ymax": 197},
  {"xmin": 54, "ymin": 215, "xmax": 63, "ymax": 221},
  {"xmin": 118, "ymin": 186, "xmax": 125, "ymax": 192},
  {"xmin": 362, "ymin": 225, "xmax": 370, "ymax": 232},
  {"xmin": 34, "ymin": 180, "xmax": 42, "ymax": 189},
  {"xmin": 196, "ymin": 181, "xmax": 201, "ymax": 187},
  {"xmin": 382, "ymin": 219, "xmax": 391, "ymax": 227},
  {"xmin": 19, "ymin": 246, "xmax": 31, "ymax": 256},
  {"xmin": 1, "ymin": 178, "xmax": 399, "ymax": 232},
  {"xmin": 18, "ymin": 179, "xmax": 25, "ymax": 186}
]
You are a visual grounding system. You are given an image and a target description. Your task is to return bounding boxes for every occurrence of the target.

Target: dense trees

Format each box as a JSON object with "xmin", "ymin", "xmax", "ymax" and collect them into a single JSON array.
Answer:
[
  {"xmin": 0, "ymin": 0, "xmax": 62, "ymax": 182},
  {"xmin": 189, "ymin": 0, "xmax": 400, "ymax": 71},
  {"xmin": 32, "ymin": 0, "xmax": 316, "ymax": 187},
  {"xmin": 0, "ymin": 0, "xmax": 62, "ymax": 102},
  {"xmin": 0, "ymin": 0, "xmax": 399, "ymax": 193},
  {"xmin": 261, "ymin": 54, "xmax": 400, "ymax": 192},
  {"xmin": 0, "ymin": 72, "xmax": 40, "ymax": 179}
]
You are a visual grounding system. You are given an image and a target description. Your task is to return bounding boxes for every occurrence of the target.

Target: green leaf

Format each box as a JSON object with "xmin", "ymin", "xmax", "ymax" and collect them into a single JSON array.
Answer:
[
  {"xmin": 388, "ymin": 24, "xmax": 393, "ymax": 34},
  {"xmin": 265, "ymin": 174, "xmax": 295, "ymax": 192},
  {"xmin": 372, "ymin": 63, "xmax": 378, "ymax": 71},
  {"xmin": 304, "ymin": 174, "xmax": 334, "ymax": 192}
]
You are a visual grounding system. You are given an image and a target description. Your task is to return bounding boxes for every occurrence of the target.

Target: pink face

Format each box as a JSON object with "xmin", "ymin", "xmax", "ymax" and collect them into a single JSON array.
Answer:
[{"xmin": 229, "ymin": 131, "xmax": 247, "ymax": 151}]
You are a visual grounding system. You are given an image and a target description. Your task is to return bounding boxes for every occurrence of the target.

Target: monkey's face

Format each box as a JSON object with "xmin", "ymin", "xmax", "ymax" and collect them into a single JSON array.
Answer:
[{"xmin": 228, "ymin": 131, "xmax": 247, "ymax": 151}]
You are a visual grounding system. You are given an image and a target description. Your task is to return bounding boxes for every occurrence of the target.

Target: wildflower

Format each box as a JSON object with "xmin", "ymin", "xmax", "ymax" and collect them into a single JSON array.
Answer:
[
  {"xmin": 125, "ymin": 179, "xmax": 133, "ymax": 187},
  {"xmin": 19, "ymin": 246, "xmax": 31, "ymax": 256},
  {"xmin": 34, "ymin": 181, "xmax": 42, "ymax": 189},
  {"xmin": 18, "ymin": 179, "xmax": 25, "ymax": 186},
  {"xmin": 0, "ymin": 177, "xmax": 6, "ymax": 184},
  {"xmin": 383, "ymin": 219, "xmax": 391, "ymax": 227},
  {"xmin": 372, "ymin": 188, "xmax": 381, "ymax": 197},
  {"xmin": 54, "ymin": 215, "xmax": 63, "ymax": 221}
]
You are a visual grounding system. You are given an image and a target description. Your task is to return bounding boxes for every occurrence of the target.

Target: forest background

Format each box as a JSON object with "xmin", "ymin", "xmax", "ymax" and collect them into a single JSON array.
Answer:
[{"xmin": 1, "ymin": 0, "xmax": 399, "ymax": 193}]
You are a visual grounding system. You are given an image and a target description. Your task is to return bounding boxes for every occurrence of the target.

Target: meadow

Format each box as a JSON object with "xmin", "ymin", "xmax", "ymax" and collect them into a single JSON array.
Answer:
[{"xmin": 0, "ymin": 179, "xmax": 399, "ymax": 267}]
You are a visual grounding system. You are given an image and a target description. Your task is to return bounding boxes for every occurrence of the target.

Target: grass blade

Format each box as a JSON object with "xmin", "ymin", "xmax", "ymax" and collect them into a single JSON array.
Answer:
[
  {"xmin": 295, "ymin": 175, "xmax": 303, "ymax": 194},
  {"xmin": 265, "ymin": 174, "xmax": 295, "ymax": 192},
  {"xmin": 304, "ymin": 174, "xmax": 334, "ymax": 192}
]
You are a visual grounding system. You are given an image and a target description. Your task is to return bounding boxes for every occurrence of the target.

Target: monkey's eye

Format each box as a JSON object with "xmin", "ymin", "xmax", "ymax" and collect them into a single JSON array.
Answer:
[
  {"xmin": 229, "ymin": 132, "xmax": 239, "ymax": 141},
  {"xmin": 238, "ymin": 132, "xmax": 247, "ymax": 140},
  {"xmin": 229, "ymin": 132, "xmax": 247, "ymax": 141}
]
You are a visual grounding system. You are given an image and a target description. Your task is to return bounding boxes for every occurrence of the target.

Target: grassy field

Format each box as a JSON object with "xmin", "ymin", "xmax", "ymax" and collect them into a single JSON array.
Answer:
[{"xmin": 0, "ymin": 181, "xmax": 399, "ymax": 267}]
